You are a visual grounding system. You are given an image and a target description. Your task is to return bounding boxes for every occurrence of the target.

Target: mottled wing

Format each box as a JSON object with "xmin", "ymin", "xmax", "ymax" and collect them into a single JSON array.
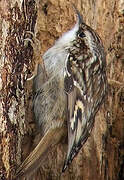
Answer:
[{"xmin": 63, "ymin": 32, "xmax": 107, "ymax": 171}]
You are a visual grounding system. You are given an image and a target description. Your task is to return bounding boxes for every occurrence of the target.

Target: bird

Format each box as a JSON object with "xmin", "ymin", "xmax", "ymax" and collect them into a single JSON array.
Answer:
[{"xmin": 16, "ymin": 6, "xmax": 107, "ymax": 179}]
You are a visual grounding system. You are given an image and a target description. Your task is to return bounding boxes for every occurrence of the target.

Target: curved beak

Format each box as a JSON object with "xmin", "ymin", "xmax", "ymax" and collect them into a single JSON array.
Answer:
[{"xmin": 72, "ymin": 4, "xmax": 83, "ymax": 26}]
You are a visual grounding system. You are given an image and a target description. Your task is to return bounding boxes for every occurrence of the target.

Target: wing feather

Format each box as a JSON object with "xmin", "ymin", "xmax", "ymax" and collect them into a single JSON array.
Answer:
[{"xmin": 63, "ymin": 42, "xmax": 106, "ymax": 171}]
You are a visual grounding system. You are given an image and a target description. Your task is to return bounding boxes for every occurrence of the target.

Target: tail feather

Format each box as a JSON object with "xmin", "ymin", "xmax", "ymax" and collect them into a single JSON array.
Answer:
[{"xmin": 16, "ymin": 125, "xmax": 66, "ymax": 178}]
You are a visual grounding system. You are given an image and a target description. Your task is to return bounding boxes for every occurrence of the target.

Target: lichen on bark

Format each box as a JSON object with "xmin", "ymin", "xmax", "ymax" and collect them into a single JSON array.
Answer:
[
  {"xmin": 0, "ymin": 0, "xmax": 37, "ymax": 179},
  {"xmin": 0, "ymin": 0, "xmax": 124, "ymax": 180}
]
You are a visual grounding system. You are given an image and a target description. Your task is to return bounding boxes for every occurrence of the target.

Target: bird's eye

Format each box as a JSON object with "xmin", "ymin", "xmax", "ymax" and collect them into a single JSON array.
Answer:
[{"xmin": 78, "ymin": 32, "xmax": 85, "ymax": 38}]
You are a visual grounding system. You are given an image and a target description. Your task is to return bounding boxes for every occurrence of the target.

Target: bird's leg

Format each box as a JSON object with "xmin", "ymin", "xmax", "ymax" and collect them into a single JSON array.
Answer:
[{"xmin": 24, "ymin": 31, "xmax": 43, "ymax": 81}]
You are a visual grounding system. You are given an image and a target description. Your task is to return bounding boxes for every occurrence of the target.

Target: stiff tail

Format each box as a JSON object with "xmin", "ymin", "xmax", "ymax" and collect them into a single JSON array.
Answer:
[{"xmin": 16, "ymin": 125, "xmax": 66, "ymax": 179}]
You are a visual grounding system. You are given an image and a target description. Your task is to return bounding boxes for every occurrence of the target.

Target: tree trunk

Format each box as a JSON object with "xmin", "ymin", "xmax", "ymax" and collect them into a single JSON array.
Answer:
[
  {"xmin": 0, "ymin": 0, "xmax": 37, "ymax": 179},
  {"xmin": 0, "ymin": 0, "xmax": 124, "ymax": 180},
  {"xmin": 30, "ymin": 1, "xmax": 124, "ymax": 180}
]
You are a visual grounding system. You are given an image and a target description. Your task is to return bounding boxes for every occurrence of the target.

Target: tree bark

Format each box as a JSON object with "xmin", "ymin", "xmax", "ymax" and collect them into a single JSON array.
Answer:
[
  {"xmin": 30, "ymin": 1, "xmax": 124, "ymax": 180},
  {"xmin": 0, "ymin": 0, "xmax": 37, "ymax": 179},
  {"xmin": 0, "ymin": 0, "xmax": 124, "ymax": 180}
]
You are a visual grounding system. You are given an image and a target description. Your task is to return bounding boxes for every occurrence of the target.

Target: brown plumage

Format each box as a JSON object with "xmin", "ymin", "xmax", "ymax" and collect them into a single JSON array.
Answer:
[{"xmin": 16, "ymin": 7, "xmax": 107, "ymax": 179}]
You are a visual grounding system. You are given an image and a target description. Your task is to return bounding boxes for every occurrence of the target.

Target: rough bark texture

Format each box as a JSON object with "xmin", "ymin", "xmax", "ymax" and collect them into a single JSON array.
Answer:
[
  {"xmin": 0, "ymin": 0, "xmax": 37, "ymax": 179},
  {"xmin": 26, "ymin": 1, "xmax": 123, "ymax": 180},
  {"xmin": 0, "ymin": 0, "xmax": 124, "ymax": 180}
]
